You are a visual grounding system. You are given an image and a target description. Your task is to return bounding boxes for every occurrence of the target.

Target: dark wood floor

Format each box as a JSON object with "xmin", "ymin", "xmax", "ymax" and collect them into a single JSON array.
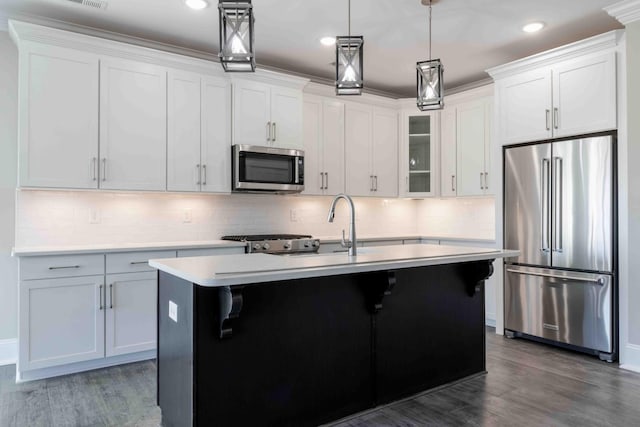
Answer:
[{"xmin": 2, "ymin": 328, "xmax": 640, "ymax": 426}]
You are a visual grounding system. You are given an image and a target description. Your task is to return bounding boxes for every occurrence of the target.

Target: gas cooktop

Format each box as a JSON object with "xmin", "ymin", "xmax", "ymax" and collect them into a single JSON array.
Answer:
[{"xmin": 221, "ymin": 234, "xmax": 320, "ymax": 255}]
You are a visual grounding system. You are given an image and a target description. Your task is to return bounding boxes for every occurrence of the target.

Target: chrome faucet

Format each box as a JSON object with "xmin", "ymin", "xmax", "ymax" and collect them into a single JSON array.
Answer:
[{"xmin": 327, "ymin": 193, "xmax": 357, "ymax": 256}]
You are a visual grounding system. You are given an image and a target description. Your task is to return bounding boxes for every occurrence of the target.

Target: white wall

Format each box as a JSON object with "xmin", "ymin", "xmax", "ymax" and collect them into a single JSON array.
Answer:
[
  {"xmin": 0, "ymin": 31, "xmax": 18, "ymax": 342},
  {"xmin": 623, "ymin": 20, "xmax": 640, "ymax": 367}
]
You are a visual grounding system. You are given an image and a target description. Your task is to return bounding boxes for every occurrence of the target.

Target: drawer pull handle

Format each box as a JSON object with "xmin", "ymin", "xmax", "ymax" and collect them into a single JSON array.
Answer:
[
  {"xmin": 130, "ymin": 261, "xmax": 148, "ymax": 265},
  {"xmin": 48, "ymin": 265, "xmax": 80, "ymax": 270}
]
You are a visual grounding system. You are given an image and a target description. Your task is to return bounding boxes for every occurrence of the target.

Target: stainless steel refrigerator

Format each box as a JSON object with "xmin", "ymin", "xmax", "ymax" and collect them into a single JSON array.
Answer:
[{"xmin": 503, "ymin": 133, "xmax": 616, "ymax": 361}]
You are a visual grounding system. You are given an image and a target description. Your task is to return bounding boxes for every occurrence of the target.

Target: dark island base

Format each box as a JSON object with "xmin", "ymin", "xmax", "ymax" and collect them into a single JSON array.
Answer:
[{"xmin": 157, "ymin": 260, "xmax": 494, "ymax": 427}]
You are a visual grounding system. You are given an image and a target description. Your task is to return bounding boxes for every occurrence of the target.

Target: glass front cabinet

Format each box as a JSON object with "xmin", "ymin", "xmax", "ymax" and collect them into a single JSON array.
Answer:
[{"xmin": 399, "ymin": 110, "xmax": 439, "ymax": 197}]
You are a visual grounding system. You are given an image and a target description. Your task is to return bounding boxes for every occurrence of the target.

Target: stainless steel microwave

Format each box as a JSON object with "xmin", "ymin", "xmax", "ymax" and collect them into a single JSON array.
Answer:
[{"xmin": 232, "ymin": 144, "xmax": 304, "ymax": 193}]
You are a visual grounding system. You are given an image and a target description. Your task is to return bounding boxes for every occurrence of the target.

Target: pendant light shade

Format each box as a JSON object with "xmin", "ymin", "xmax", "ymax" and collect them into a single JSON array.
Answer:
[
  {"xmin": 336, "ymin": 0, "xmax": 363, "ymax": 95},
  {"xmin": 218, "ymin": 0, "xmax": 255, "ymax": 72},
  {"xmin": 336, "ymin": 36, "xmax": 364, "ymax": 95},
  {"xmin": 416, "ymin": 0, "xmax": 444, "ymax": 110},
  {"xmin": 417, "ymin": 59, "xmax": 444, "ymax": 110}
]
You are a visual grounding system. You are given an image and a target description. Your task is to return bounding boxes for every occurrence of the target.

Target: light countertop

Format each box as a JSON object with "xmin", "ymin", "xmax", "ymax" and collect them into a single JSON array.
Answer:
[
  {"xmin": 12, "ymin": 235, "xmax": 495, "ymax": 257},
  {"xmin": 149, "ymin": 244, "xmax": 518, "ymax": 287},
  {"xmin": 11, "ymin": 240, "xmax": 246, "ymax": 256}
]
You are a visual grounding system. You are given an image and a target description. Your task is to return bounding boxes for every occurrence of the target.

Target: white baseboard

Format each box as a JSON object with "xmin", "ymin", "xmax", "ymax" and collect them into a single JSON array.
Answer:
[
  {"xmin": 485, "ymin": 316, "xmax": 496, "ymax": 328},
  {"xmin": 0, "ymin": 339, "xmax": 17, "ymax": 366},
  {"xmin": 620, "ymin": 343, "xmax": 640, "ymax": 373},
  {"xmin": 16, "ymin": 350, "xmax": 155, "ymax": 382}
]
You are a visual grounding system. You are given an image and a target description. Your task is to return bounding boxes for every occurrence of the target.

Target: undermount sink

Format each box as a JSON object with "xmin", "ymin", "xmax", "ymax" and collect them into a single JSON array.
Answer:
[{"xmin": 292, "ymin": 247, "xmax": 380, "ymax": 257}]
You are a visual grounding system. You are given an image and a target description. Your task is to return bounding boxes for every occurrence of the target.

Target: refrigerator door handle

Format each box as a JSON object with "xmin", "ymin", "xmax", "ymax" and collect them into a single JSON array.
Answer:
[
  {"xmin": 553, "ymin": 156, "xmax": 563, "ymax": 253},
  {"xmin": 505, "ymin": 268, "xmax": 604, "ymax": 285},
  {"xmin": 541, "ymin": 158, "xmax": 551, "ymax": 253}
]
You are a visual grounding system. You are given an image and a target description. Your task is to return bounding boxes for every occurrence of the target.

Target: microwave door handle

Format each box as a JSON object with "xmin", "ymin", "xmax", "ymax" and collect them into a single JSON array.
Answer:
[{"xmin": 294, "ymin": 157, "xmax": 299, "ymax": 184}]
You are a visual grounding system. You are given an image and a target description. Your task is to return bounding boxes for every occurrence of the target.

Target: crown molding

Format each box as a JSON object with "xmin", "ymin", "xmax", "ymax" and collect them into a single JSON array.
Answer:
[
  {"xmin": 486, "ymin": 30, "xmax": 623, "ymax": 81},
  {"xmin": 605, "ymin": 0, "xmax": 640, "ymax": 25},
  {"xmin": 304, "ymin": 81, "xmax": 401, "ymax": 108}
]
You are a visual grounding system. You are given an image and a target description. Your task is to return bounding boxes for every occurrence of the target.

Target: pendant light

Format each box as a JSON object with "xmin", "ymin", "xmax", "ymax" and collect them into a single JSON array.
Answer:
[
  {"xmin": 218, "ymin": 0, "xmax": 255, "ymax": 72},
  {"xmin": 336, "ymin": 0, "xmax": 364, "ymax": 95},
  {"xmin": 416, "ymin": 0, "xmax": 444, "ymax": 110}
]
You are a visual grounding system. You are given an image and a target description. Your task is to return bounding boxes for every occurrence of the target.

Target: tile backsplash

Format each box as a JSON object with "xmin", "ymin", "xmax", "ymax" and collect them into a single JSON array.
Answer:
[
  {"xmin": 15, "ymin": 190, "xmax": 496, "ymax": 247},
  {"xmin": 15, "ymin": 190, "xmax": 424, "ymax": 247}
]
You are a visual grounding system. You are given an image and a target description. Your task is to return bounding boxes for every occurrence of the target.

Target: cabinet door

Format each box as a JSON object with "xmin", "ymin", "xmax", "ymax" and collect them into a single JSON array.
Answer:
[
  {"xmin": 345, "ymin": 103, "xmax": 373, "ymax": 197},
  {"xmin": 440, "ymin": 106, "xmax": 457, "ymax": 197},
  {"xmin": 457, "ymin": 99, "xmax": 488, "ymax": 197},
  {"xmin": 19, "ymin": 44, "xmax": 99, "ymax": 188},
  {"xmin": 232, "ymin": 80, "xmax": 271, "ymax": 146},
  {"xmin": 105, "ymin": 272, "xmax": 157, "ymax": 357},
  {"xmin": 302, "ymin": 96, "xmax": 323, "ymax": 196},
  {"xmin": 372, "ymin": 107, "xmax": 398, "ymax": 197},
  {"xmin": 552, "ymin": 52, "xmax": 616, "ymax": 138},
  {"xmin": 167, "ymin": 70, "xmax": 202, "ymax": 192},
  {"xmin": 270, "ymin": 86, "xmax": 303, "ymax": 149},
  {"xmin": 19, "ymin": 276, "xmax": 105, "ymax": 371},
  {"xmin": 201, "ymin": 76, "xmax": 232, "ymax": 193},
  {"xmin": 402, "ymin": 111, "xmax": 437, "ymax": 197},
  {"xmin": 498, "ymin": 69, "xmax": 552, "ymax": 144},
  {"xmin": 322, "ymin": 99, "xmax": 346, "ymax": 195},
  {"xmin": 99, "ymin": 58, "xmax": 167, "ymax": 190}
]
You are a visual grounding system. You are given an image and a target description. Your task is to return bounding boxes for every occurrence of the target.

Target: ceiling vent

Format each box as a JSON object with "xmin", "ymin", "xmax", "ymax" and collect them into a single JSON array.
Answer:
[{"xmin": 65, "ymin": 0, "xmax": 108, "ymax": 10}]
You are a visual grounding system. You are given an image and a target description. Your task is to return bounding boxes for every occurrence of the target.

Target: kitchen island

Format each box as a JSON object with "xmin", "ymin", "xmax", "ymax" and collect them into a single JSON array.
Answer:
[{"xmin": 150, "ymin": 244, "xmax": 518, "ymax": 427}]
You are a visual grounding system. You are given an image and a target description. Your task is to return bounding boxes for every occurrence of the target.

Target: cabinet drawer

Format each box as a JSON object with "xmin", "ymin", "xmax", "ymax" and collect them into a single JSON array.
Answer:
[
  {"xmin": 107, "ymin": 250, "xmax": 176, "ymax": 274},
  {"xmin": 20, "ymin": 254, "xmax": 105, "ymax": 280},
  {"xmin": 177, "ymin": 247, "xmax": 245, "ymax": 257}
]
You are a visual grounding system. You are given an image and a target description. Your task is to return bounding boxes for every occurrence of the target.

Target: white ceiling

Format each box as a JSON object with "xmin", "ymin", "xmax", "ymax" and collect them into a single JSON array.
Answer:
[{"xmin": 0, "ymin": 0, "xmax": 624, "ymax": 97}]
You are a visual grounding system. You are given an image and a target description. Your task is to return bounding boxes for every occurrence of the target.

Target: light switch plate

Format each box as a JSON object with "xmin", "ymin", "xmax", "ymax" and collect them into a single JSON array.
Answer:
[{"xmin": 169, "ymin": 300, "xmax": 178, "ymax": 322}]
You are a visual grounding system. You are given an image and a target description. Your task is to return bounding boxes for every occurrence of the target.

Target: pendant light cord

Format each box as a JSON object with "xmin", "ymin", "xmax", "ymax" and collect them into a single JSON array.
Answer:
[
  {"xmin": 428, "ymin": 0, "xmax": 432, "ymax": 61},
  {"xmin": 348, "ymin": 0, "xmax": 351, "ymax": 39}
]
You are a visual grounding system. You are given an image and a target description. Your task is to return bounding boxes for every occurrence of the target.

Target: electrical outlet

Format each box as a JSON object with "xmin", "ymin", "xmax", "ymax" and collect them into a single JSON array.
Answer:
[
  {"xmin": 89, "ymin": 208, "xmax": 101, "ymax": 224},
  {"xmin": 169, "ymin": 301, "xmax": 178, "ymax": 322},
  {"xmin": 290, "ymin": 208, "xmax": 298, "ymax": 222},
  {"xmin": 183, "ymin": 209, "xmax": 192, "ymax": 223}
]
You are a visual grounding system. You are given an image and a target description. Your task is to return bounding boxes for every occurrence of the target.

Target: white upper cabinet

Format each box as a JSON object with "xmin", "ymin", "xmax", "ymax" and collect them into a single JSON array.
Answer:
[
  {"xmin": 167, "ymin": 70, "xmax": 202, "ymax": 192},
  {"xmin": 99, "ymin": 58, "xmax": 167, "ymax": 191},
  {"xmin": 232, "ymin": 80, "xmax": 271, "ymax": 146},
  {"xmin": 270, "ymin": 86, "xmax": 303, "ymax": 149},
  {"xmin": 168, "ymin": 71, "xmax": 231, "ymax": 193},
  {"xmin": 233, "ymin": 79, "xmax": 303, "ymax": 149},
  {"xmin": 552, "ymin": 52, "xmax": 616, "ymax": 138},
  {"xmin": 399, "ymin": 110, "xmax": 439, "ymax": 197},
  {"xmin": 497, "ymin": 69, "xmax": 552, "ymax": 144},
  {"xmin": 490, "ymin": 32, "xmax": 619, "ymax": 144},
  {"xmin": 371, "ymin": 107, "xmax": 399, "ymax": 198},
  {"xmin": 456, "ymin": 98, "xmax": 492, "ymax": 197},
  {"xmin": 201, "ymin": 76, "xmax": 232, "ymax": 193},
  {"xmin": 439, "ymin": 90, "xmax": 493, "ymax": 197},
  {"xmin": 18, "ymin": 44, "xmax": 99, "ymax": 189},
  {"xmin": 440, "ymin": 107, "xmax": 457, "ymax": 197},
  {"xmin": 345, "ymin": 102, "xmax": 374, "ymax": 197},
  {"xmin": 302, "ymin": 95, "xmax": 345, "ymax": 196}
]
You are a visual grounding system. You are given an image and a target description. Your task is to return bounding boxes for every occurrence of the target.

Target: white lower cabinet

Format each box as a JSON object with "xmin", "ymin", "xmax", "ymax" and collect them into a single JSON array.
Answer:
[
  {"xmin": 19, "ymin": 275, "xmax": 105, "ymax": 371},
  {"xmin": 18, "ymin": 249, "xmax": 180, "ymax": 379},
  {"xmin": 105, "ymin": 272, "xmax": 157, "ymax": 357}
]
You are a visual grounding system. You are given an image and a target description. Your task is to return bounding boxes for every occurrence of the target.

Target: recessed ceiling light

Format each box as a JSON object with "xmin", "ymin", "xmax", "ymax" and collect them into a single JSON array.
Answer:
[
  {"xmin": 522, "ymin": 22, "xmax": 545, "ymax": 33},
  {"xmin": 185, "ymin": 0, "xmax": 208, "ymax": 10},
  {"xmin": 320, "ymin": 36, "xmax": 336, "ymax": 46}
]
